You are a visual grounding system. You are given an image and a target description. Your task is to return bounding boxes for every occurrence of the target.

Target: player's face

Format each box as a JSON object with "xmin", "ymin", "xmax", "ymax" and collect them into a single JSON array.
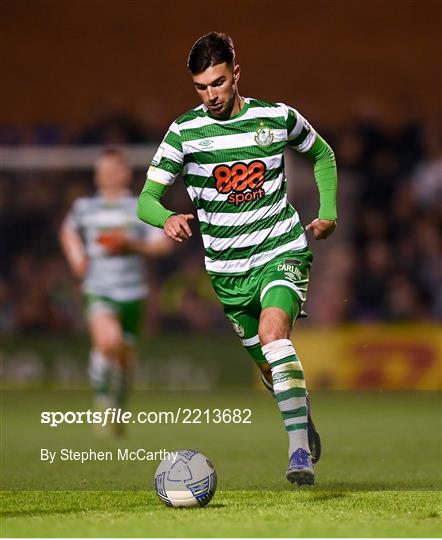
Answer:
[
  {"xmin": 94, "ymin": 156, "xmax": 130, "ymax": 191},
  {"xmin": 192, "ymin": 63, "xmax": 240, "ymax": 119}
]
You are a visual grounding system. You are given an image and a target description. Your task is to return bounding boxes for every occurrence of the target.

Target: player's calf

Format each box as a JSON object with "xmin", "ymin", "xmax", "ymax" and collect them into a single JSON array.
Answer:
[
  {"xmin": 261, "ymin": 338, "xmax": 313, "ymax": 484},
  {"xmin": 259, "ymin": 370, "xmax": 321, "ymax": 465},
  {"xmin": 88, "ymin": 349, "xmax": 112, "ymax": 406}
]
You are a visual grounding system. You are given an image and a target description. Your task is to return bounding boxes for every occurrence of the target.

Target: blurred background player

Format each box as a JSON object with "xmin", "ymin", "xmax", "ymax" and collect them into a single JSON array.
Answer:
[{"xmin": 60, "ymin": 148, "xmax": 171, "ymax": 428}]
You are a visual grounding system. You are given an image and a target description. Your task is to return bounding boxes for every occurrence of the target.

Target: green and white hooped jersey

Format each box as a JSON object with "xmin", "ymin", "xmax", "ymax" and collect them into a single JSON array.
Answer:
[
  {"xmin": 64, "ymin": 194, "xmax": 163, "ymax": 301},
  {"xmin": 147, "ymin": 98, "xmax": 317, "ymax": 275}
]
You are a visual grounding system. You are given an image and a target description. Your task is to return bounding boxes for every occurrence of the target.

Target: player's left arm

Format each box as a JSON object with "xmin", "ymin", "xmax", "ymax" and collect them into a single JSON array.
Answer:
[
  {"xmin": 286, "ymin": 107, "xmax": 337, "ymax": 240},
  {"xmin": 303, "ymin": 134, "xmax": 337, "ymax": 240}
]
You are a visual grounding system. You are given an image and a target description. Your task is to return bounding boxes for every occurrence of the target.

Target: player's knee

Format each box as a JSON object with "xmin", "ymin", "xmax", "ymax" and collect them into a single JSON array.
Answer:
[
  {"xmin": 93, "ymin": 321, "xmax": 123, "ymax": 356},
  {"xmin": 258, "ymin": 310, "xmax": 290, "ymax": 345},
  {"xmin": 96, "ymin": 337, "xmax": 121, "ymax": 358},
  {"xmin": 259, "ymin": 328, "xmax": 284, "ymax": 346},
  {"xmin": 258, "ymin": 321, "xmax": 289, "ymax": 345}
]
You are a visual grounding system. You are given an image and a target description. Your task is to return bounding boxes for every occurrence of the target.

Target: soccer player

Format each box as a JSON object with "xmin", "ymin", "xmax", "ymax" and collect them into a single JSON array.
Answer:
[
  {"xmin": 137, "ymin": 33, "xmax": 337, "ymax": 485},
  {"xmin": 60, "ymin": 148, "xmax": 171, "ymax": 432}
]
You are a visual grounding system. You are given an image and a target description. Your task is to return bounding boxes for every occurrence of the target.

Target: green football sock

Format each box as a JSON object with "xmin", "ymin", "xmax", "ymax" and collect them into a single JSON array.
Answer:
[{"xmin": 262, "ymin": 339, "xmax": 310, "ymax": 457}]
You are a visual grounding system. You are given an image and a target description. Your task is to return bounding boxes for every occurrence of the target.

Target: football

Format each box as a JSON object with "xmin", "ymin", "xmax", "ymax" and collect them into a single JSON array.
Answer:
[{"xmin": 154, "ymin": 450, "xmax": 217, "ymax": 507}]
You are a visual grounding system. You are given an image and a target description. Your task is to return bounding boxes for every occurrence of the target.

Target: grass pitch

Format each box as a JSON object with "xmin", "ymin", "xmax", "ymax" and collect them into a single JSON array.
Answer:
[
  {"xmin": 1, "ymin": 390, "xmax": 441, "ymax": 537},
  {"xmin": 2, "ymin": 490, "xmax": 441, "ymax": 537}
]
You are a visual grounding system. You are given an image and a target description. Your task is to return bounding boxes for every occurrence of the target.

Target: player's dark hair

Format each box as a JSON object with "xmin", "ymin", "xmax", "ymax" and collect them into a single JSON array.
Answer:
[{"xmin": 187, "ymin": 32, "xmax": 235, "ymax": 75}]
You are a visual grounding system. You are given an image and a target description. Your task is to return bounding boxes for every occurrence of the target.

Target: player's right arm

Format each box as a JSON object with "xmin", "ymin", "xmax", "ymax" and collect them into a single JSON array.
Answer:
[
  {"xmin": 59, "ymin": 202, "xmax": 88, "ymax": 278},
  {"xmin": 137, "ymin": 121, "xmax": 194, "ymax": 242}
]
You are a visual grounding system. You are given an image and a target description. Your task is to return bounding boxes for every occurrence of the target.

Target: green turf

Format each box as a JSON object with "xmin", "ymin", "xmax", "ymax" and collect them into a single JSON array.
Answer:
[
  {"xmin": 1, "ymin": 490, "xmax": 441, "ymax": 537},
  {"xmin": 1, "ymin": 390, "xmax": 441, "ymax": 536}
]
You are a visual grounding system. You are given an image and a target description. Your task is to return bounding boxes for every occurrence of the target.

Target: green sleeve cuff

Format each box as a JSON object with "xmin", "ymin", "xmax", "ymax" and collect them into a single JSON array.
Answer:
[
  {"xmin": 304, "ymin": 135, "xmax": 338, "ymax": 221},
  {"xmin": 137, "ymin": 179, "xmax": 176, "ymax": 228}
]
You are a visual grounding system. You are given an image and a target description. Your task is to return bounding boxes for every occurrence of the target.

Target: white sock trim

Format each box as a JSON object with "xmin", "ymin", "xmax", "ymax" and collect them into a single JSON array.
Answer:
[{"xmin": 261, "ymin": 339, "xmax": 295, "ymax": 365}]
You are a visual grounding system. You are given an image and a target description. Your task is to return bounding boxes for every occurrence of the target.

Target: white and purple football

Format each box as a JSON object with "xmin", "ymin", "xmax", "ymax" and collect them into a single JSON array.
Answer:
[{"xmin": 154, "ymin": 449, "xmax": 217, "ymax": 508}]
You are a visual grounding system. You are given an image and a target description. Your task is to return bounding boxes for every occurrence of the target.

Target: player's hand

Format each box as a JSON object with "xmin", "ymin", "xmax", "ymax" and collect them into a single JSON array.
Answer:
[
  {"xmin": 305, "ymin": 218, "xmax": 336, "ymax": 240},
  {"xmin": 97, "ymin": 231, "xmax": 131, "ymax": 254},
  {"xmin": 164, "ymin": 214, "xmax": 194, "ymax": 242}
]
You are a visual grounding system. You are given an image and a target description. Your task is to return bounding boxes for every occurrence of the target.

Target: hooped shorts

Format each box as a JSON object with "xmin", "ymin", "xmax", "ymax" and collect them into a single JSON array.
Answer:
[
  {"xmin": 84, "ymin": 294, "xmax": 144, "ymax": 340},
  {"xmin": 210, "ymin": 249, "xmax": 313, "ymax": 364}
]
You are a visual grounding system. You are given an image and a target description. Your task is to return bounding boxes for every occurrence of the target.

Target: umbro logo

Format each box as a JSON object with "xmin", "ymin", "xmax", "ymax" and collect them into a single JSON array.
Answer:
[{"xmin": 198, "ymin": 139, "xmax": 214, "ymax": 148}]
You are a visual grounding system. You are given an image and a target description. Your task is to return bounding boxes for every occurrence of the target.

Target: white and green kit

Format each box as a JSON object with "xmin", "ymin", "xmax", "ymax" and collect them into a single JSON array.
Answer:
[
  {"xmin": 64, "ymin": 193, "xmax": 163, "ymax": 336},
  {"xmin": 64, "ymin": 193, "xmax": 164, "ymax": 409},
  {"xmin": 138, "ymin": 98, "xmax": 336, "ymax": 337},
  {"xmin": 138, "ymin": 97, "xmax": 337, "ymax": 460}
]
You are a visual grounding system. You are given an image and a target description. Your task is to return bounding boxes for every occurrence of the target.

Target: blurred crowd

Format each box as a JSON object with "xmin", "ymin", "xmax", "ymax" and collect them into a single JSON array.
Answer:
[
  {"xmin": 0, "ymin": 104, "xmax": 440, "ymax": 335},
  {"xmin": 0, "ymin": 101, "xmax": 167, "ymax": 147},
  {"xmin": 335, "ymin": 107, "xmax": 440, "ymax": 322}
]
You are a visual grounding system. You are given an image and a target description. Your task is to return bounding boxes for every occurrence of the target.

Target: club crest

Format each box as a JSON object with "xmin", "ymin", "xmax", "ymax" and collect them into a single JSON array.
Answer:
[
  {"xmin": 254, "ymin": 123, "xmax": 274, "ymax": 147},
  {"xmin": 231, "ymin": 321, "xmax": 245, "ymax": 338}
]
